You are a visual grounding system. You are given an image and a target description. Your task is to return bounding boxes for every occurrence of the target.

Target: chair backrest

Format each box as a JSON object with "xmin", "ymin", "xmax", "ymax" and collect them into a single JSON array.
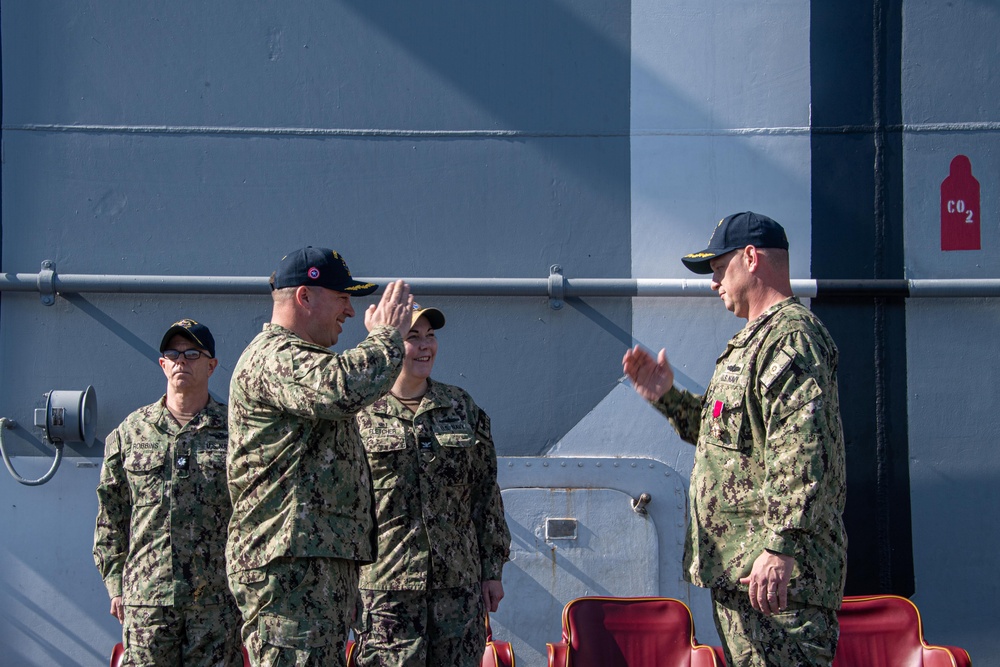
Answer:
[
  {"xmin": 557, "ymin": 596, "xmax": 719, "ymax": 667},
  {"xmin": 110, "ymin": 642, "xmax": 124, "ymax": 667},
  {"xmin": 833, "ymin": 595, "xmax": 971, "ymax": 667},
  {"xmin": 483, "ymin": 612, "xmax": 515, "ymax": 667}
]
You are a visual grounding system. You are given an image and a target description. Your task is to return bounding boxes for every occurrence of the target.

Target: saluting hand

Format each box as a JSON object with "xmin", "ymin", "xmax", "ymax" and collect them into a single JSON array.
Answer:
[
  {"xmin": 365, "ymin": 280, "xmax": 413, "ymax": 335},
  {"xmin": 622, "ymin": 345, "xmax": 674, "ymax": 402}
]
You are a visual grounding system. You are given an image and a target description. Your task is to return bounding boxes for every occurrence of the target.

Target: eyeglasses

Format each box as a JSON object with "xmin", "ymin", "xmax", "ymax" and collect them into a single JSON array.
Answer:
[{"xmin": 162, "ymin": 349, "xmax": 212, "ymax": 361}]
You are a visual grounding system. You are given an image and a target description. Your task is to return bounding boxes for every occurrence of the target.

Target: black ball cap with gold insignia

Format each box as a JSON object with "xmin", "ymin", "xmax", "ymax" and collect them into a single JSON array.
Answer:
[
  {"xmin": 270, "ymin": 246, "xmax": 378, "ymax": 296},
  {"xmin": 681, "ymin": 211, "xmax": 789, "ymax": 274},
  {"xmin": 159, "ymin": 319, "xmax": 216, "ymax": 358}
]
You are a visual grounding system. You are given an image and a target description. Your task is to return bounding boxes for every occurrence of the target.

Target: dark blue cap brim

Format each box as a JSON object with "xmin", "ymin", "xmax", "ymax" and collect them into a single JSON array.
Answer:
[
  {"xmin": 681, "ymin": 247, "xmax": 738, "ymax": 274},
  {"xmin": 341, "ymin": 280, "xmax": 378, "ymax": 296}
]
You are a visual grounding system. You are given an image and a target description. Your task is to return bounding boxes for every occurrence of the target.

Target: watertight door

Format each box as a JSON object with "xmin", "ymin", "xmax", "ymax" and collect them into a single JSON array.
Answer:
[{"xmin": 488, "ymin": 451, "xmax": 698, "ymax": 667}]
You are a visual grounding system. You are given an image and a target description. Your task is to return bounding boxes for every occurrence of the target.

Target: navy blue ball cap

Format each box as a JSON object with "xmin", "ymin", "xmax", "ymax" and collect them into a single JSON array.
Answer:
[
  {"xmin": 270, "ymin": 246, "xmax": 378, "ymax": 296},
  {"xmin": 160, "ymin": 319, "xmax": 216, "ymax": 358},
  {"xmin": 681, "ymin": 211, "xmax": 789, "ymax": 274}
]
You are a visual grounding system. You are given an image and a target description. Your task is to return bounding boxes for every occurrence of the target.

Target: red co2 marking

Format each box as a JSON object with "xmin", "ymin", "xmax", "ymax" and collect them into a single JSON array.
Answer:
[{"xmin": 940, "ymin": 155, "xmax": 981, "ymax": 251}]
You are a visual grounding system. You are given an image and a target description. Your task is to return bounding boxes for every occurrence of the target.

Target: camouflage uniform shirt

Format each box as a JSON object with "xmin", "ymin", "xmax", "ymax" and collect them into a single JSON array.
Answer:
[
  {"xmin": 357, "ymin": 379, "xmax": 510, "ymax": 590},
  {"xmin": 226, "ymin": 323, "xmax": 403, "ymax": 574},
  {"xmin": 93, "ymin": 396, "xmax": 231, "ymax": 605},
  {"xmin": 654, "ymin": 298, "xmax": 847, "ymax": 609}
]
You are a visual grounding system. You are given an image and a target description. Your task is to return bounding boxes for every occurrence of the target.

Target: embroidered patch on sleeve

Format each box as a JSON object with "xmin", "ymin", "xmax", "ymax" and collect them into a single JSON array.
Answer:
[
  {"xmin": 760, "ymin": 346, "xmax": 795, "ymax": 391},
  {"xmin": 475, "ymin": 411, "xmax": 492, "ymax": 441}
]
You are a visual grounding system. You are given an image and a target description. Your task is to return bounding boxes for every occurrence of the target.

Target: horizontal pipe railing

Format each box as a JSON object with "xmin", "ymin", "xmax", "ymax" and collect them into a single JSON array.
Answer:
[{"xmin": 3, "ymin": 266, "xmax": 1000, "ymax": 300}]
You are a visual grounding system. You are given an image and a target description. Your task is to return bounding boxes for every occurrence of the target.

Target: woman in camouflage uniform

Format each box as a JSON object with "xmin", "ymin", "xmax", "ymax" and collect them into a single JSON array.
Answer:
[{"xmin": 355, "ymin": 305, "xmax": 511, "ymax": 667}]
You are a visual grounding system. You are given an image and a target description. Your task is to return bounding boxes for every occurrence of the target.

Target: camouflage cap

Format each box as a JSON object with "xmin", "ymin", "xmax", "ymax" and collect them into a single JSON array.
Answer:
[
  {"xmin": 270, "ymin": 246, "xmax": 378, "ymax": 296},
  {"xmin": 159, "ymin": 319, "xmax": 216, "ymax": 358},
  {"xmin": 410, "ymin": 304, "xmax": 445, "ymax": 330},
  {"xmin": 681, "ymin": 211, "xmax": 789, "ymax": 274}
]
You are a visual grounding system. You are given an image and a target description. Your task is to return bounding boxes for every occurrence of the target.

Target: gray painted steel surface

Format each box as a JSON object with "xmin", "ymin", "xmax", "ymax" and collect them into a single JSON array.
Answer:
[{"xmin": 2, "ymin": 1, "xmax": 999, "ymax": 665}]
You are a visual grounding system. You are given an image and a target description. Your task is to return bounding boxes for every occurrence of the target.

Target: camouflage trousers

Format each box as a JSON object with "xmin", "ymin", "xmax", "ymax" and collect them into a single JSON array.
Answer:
[
  {"xmin": 354, "ymin": 585, "xmax": 486, "ymax": 667},
  {"xmin": 228, "ymin": 557, "xmax": 359, "ymax": 667},
  {"xmin": 121, "ymin": 601, "xmax": 243, "ymax": 667},
  {"xmin": 711, "ymin": 587, "xmax": 839, "ymax": 667}
]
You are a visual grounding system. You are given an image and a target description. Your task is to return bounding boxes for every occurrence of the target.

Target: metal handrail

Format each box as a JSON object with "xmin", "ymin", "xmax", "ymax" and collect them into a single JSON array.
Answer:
[{"xmin": 3, "ymin": 262, "xmax": 1000, "ymax": 302}]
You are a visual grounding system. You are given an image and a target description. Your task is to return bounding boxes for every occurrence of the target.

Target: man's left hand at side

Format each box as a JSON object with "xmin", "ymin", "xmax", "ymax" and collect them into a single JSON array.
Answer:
[
  {"xmin": 739, "ymin": 551, "xmax": 794, "ymax": 615},
  {"xmin": 481, "ymin": 579, "xmax": 504, "ymax": 613}
]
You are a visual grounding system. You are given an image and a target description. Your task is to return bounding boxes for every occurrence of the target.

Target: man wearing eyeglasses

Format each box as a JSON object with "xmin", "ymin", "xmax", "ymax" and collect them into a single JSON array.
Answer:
[{"xmin": 94, "ymin": 319, "xmax": 243, "ymax": 666}]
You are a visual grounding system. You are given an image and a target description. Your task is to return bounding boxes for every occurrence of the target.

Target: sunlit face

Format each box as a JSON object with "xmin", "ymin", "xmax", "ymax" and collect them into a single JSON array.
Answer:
[
  {"xmin": 309, "ymin": 287, "xmax": 355, "ymax": 347},
  {"xmin": 709, "ymin": 248, "xmax": 752, "ymax": 319},
  {"xmin": 159, "ymin": 335, "xmax": 217, "ymax": 392},
  {"xmin": 401, "ymin": 316, "xmax": 438, "ymax": 382}
]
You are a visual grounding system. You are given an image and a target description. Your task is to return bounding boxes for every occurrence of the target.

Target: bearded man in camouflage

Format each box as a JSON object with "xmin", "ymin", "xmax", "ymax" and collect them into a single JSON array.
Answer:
[
  {"xmin": 94, "ymin": 319, "xmax": 242, "ymax": 666},
  {"xmin": 226, "ymin": 247, "xmax": 412, "ymax": 667},
  {"xmin": 623, "ymin": 212, "xmax": 847, "ymax": 667}
]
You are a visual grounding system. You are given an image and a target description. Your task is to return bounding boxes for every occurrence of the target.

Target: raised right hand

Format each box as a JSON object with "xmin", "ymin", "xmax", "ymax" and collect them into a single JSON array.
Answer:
[
  {"xmin": 365, "ymin": 280, "xmax": 413, "ymax": 335},
  {"xmin": 622, "ymin": 345, "xmax": 674, "ymax": 402}
]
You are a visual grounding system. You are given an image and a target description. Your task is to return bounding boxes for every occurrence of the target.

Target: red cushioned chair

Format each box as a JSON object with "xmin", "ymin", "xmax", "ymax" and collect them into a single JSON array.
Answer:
[
  {"xmin": 110, "ymin": 642, "xmax": 124, "ymax": 667},
  {"xmin": 482, "ymin": 612, "xmax": 515, "ymax": 667},
  {"xmin": 546, "ymin": 596, "xmax": 721, "ymax": 667},
  {"xmin": 833, "ymin": 595, "xmax": 971, "ymax": 667}
]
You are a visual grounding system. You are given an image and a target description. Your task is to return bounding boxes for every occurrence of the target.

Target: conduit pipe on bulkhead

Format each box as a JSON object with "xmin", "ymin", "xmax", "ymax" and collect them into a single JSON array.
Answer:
[
  {"xmin": 0, "ymin": 386, "xmax": 97, "ymax": 486},
  {"xmin": 2, "ymin": 262, "xmax": 1000, "ymax": 306}
]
